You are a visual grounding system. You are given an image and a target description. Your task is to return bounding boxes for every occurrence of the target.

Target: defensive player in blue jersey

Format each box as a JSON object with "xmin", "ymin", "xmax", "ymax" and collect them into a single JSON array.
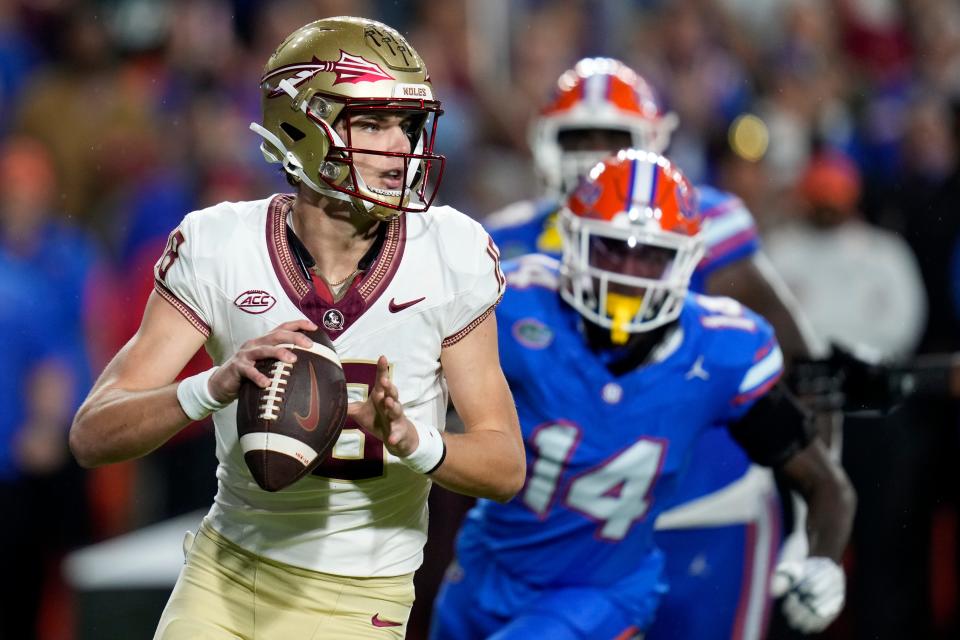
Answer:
[
  {"xmin": 430, "ymin": 150, "xmax": 853, "ymax": 639},
  {"xmin": 483, "ymin": 58, "xmax": 839, "ymax": 638}
]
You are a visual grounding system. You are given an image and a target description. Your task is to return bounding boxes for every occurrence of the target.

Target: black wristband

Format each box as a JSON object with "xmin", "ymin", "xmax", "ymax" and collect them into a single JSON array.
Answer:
[{"xmin": 893, "ymin": 355, "xmax": 955, "ymax": 397}]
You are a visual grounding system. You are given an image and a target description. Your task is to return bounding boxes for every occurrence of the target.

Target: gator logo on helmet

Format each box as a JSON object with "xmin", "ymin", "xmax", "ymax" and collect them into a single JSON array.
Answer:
[
  {"xmin": 571, "ymin": 177, "xmax": 602, "ymax": 209},
  {"xmin": 264, "ymin": 50, "xmax": 396, "ymax": 97},
  {"xmin": 676, "ymin": 182, "xmax": 698, "ymax": 220}
]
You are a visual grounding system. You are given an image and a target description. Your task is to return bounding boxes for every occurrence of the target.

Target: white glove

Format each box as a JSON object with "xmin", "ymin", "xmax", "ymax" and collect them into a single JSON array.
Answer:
[{"xmin": 771, "ymin": 557, "xmax": 845, "ymax": 633}]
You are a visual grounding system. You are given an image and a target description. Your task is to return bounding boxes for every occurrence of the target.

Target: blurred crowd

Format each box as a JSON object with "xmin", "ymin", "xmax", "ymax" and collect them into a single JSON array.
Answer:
[{"xmin": 1, "ymin": 0, "xmax": 959, "ymax": 639}]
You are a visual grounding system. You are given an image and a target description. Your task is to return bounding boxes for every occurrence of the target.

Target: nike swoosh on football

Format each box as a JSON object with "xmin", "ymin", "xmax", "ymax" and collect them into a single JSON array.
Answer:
[
  {"xmin": 294, "ymin": 362, "xmax": 319, "ymax": 431},
  {"xmin": 388, "ymin": 296, "xmax": 426, "ymax": 313},
  {"xmin": 371, "ymin": 613, "xmax": 403, "ymax": 628}
]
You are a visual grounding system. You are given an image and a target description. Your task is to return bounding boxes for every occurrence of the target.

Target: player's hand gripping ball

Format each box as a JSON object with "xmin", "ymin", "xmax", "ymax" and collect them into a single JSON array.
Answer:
[{"xmin": 237, "ymin": 329, "xmax": 347, "ymax": 491}]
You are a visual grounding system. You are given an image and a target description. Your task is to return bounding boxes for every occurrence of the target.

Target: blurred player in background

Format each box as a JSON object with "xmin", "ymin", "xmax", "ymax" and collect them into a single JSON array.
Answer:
[
  {"xmin": 69, "ymin": 16, "xmax": 523, "ymax": 639},
  {"xmin": 485, "ymin": 58, "xmax": 837, "ymax": 637},
  {"xmin": 430, "ymin": 150, "xmax": 854, "ymax": 639}
]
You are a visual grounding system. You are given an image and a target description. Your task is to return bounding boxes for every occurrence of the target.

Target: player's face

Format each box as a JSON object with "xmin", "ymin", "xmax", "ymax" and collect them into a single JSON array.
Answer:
[
  {"xmin": 558, "ymin": 128, "xmax": 633, "ymax": 153},
  {"xmin": 589, "ymin": 236, "xmax": 675, "ymax": 294},
  {"xmin": 335, "ymin": 111, "xmax": 420, "ymax": 193}
]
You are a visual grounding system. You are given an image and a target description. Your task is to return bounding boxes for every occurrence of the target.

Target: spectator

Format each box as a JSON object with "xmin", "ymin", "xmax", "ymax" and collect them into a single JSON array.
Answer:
[{"xmin": 766, "ymin": 151, "xmax": 926, "ymax": 360}]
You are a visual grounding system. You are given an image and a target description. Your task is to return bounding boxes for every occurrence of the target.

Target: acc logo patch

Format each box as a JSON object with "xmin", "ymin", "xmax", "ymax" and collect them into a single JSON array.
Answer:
[
  {"xmin": 512, "ymin": 318, "xmax": 553, "ymax": 350},
  {"xmin": 234, "ymin": 290, "xmax": 276, "ymax": 314}
]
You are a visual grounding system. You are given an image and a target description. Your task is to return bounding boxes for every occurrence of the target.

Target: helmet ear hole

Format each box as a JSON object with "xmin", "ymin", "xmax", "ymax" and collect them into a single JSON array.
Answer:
[{"xmin": 281, "ymin": 122, "xmax": 306, "ymax": 142}]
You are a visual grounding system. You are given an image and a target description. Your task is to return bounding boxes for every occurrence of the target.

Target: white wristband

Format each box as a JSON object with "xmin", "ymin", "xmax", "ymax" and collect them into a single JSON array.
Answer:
[
  {"xmin": 176, "ymin": 367, "xmax": 231, "ymax": 421},
  {"xmin": 399, "ymin": 421, "xmax": 446, "ymax": 475}
]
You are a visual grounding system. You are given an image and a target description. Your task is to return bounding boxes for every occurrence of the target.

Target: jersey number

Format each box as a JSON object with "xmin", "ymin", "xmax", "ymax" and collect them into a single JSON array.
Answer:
[
  {"xmin": 157, "ymin": 229, "xmax": 185, "ymax": 281},
  {"xmin": 523, "ymin": 422, "xmax": 666, "ymax": 540},
  {"xmin": 311, "ymin": 361, "xmax": 385, "ymax": 481}
]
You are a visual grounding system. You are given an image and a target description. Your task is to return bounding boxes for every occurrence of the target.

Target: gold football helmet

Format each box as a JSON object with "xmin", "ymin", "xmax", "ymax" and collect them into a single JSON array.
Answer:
[{"xmin": 251, "ymin": 16, "xmax": 445, "ymax": 220}]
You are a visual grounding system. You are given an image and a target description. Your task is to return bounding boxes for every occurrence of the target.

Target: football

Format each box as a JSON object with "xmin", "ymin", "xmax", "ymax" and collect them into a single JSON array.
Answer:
[{"xmin": 236, "ymin": 329, "xmax": 348, "ymax": 492}]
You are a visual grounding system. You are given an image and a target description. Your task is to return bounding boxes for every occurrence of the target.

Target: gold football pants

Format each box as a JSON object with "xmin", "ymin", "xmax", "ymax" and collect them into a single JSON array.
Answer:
[{"xmin": 154, "ymin": 524, "xmax": 415, "ymax": 639}]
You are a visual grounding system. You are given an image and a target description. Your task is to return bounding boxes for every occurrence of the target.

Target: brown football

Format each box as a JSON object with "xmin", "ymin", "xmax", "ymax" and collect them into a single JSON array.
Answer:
[{"xmin": 236, "ymin": 329, "xmax": 347, "ymax": 492}]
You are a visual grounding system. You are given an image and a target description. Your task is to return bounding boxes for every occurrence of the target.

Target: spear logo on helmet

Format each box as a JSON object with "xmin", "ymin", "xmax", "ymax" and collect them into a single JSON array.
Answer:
[{"xmin": 264, "ymin": 50, "xmax": 396, "ymax": 97}]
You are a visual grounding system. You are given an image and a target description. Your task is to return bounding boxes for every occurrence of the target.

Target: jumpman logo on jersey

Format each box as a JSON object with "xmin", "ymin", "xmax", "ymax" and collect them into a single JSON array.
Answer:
[{"xmin": 685, "ymin": 356, "xmax": 710, "ymax": 381}]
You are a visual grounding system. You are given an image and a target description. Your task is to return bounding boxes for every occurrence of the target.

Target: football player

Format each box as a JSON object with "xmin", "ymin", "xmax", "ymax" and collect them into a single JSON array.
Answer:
[
  {"xmin": 69, "ymin": 17, "xmax": 524, "ymax": 640},
  {"xmin": 484, "ymin": 58, "xmax": 836, "ymax": 638},
  {"xmin": 430, "ymin": 150, "xmax": 854, "ymax": 639}
]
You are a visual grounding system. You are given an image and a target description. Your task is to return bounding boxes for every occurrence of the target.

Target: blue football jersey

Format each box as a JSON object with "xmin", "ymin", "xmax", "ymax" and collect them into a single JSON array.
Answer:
[
  {"xmin": 486, "ymin": 187, "xmax": 764, "ymax": 512},
  {"xmin": 461, "ymin": 256, "xmax": 783, "ymax": 589}
]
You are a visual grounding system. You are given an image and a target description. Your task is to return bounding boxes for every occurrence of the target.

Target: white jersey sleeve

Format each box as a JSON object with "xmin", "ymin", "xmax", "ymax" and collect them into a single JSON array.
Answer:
[
  {"xmin": 438, "ymin": 213, "xmax": 506, "ymax": 347},
  {"xmin": 153, "ymin": 212, "xmax": 216, "ymax": 338}
]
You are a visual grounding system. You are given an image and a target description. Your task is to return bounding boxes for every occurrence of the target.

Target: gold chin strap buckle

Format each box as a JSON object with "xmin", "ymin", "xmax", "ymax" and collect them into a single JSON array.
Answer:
[{"xmin": 606, "ymin": 292, "xmax": 642, "ymax": 345}]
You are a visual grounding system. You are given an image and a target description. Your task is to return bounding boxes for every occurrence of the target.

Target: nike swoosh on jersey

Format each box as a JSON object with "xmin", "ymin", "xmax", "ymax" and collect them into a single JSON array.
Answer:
[
  {"xmin": 371, "ymin": 613, "xmax": 403, "ymax": 628},
  {"xmin": 294, "ymin": 362, "xmax": 320, "ymax": 431},
  {"xmin": 388, "ymin": 296, "xmax": 426, "ymax": 313}
]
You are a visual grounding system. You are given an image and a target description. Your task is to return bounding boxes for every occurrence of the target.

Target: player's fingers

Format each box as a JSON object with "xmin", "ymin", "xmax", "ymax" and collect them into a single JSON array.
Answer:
[
  {"xmin": 383, "ymin": 380, "xmax": 399, "ymax": 403},
  {"xmin": 267, "ymin": 329, "xmax": 314, "ymax": 348},
  {"xmin": 382, "ymin": 396, "xmax": 404, "ymax": 420},
  {"xmin": 367, "ymin": 380, "xmax": 385, "ymax": 404},
  {"xmin": 386, "ymin": 427, "xmax": 405, "ymax": 448},
  {"xmin": 244, "ymin": 345, "xmax": 298, "ymax": 364},
  {"xmin": 372, "ymin": 368, "xmax": 396, "ymax": 395},
  {"xmin": 255, "ymin": 330, "xmax": 312, "ymax": 349},
  {"xmin": 346, "ymin": 400, "xmax": 373, "ymax": 427},
  {"xmin": 772, "ymin": 562, "xmax": 802, "ymax": 597},
  {"xmin": 275, "ymin": 319, "xmax": 319, "ymax": 333},
  {"xmin": 237, "ymin": 362, "xmax": 271, "ymax": 388}
]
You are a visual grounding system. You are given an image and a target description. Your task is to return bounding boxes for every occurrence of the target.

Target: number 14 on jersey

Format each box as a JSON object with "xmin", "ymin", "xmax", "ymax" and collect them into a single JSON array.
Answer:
[{"xmin": 523, "ymin": 422, "xmax": 667, "ymax": 540}]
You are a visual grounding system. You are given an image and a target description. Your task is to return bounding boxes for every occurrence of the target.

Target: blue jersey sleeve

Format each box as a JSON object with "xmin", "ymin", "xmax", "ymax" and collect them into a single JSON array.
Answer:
[
  {"xmin": 486, "ymin": 199, "xmax": 562, "ymax": 260},
  {"xmin": 694, "ymin": 185, "xmax": 760, "ymax": 278},
  {"xmin": 689, "ymin": 295, "xmax": 783, "ymax": 422},
  {"xmin": 726, "ymin": 338, "xmax": 783, "ymax": 420}
]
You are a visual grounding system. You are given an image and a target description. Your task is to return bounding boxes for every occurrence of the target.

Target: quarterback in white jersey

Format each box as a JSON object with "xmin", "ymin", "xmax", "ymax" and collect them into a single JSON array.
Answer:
[
  {"xmin": 70, "ymin": 17, "xmax": 524, "ymax": 640},
  {"xmin": 156, "ymin": 194, "xmax": 506, "ymax": 577}
]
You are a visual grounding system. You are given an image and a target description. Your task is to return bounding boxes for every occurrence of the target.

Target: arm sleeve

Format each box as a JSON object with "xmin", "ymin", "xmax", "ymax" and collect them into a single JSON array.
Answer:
[
  {"xmin": 442, "ymin": 225, "xmax": 506, "ymax": 347},
  {"xmin": 727, "ymin": 382, "xmax": 816, "ymax": 467},
  {"xmin": 152, "ymin": 216, "xmax": 213, "ymax": 338}
]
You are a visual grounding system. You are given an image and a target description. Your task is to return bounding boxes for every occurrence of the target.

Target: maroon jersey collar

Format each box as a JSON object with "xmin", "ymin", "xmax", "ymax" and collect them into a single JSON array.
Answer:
[{"xmin": 266, "ymin": 194, "xmax": 406, "ymax": 338}]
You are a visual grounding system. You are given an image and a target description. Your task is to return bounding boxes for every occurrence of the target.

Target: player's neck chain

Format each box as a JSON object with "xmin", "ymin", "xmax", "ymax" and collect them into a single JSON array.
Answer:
[
  {"xmin": 313, "ymin": 266, "xmax": 364, "ymax": 300},
  {"xmin": 313, "ymin": 266, "xmax": 362, "ymax": 288}
]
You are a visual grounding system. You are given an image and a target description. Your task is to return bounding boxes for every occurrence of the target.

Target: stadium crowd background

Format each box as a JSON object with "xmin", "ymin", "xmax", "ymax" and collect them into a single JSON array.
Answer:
[{"xmin": 1, "ymin": 0, "xmax": 959, "ymax": 638}]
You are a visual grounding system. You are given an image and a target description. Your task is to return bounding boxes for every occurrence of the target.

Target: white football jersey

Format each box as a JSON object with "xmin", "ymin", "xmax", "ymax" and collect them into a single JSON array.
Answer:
[{"xmin": 154, "ymin": 194, "xmax": 504, "ymax": 577}]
